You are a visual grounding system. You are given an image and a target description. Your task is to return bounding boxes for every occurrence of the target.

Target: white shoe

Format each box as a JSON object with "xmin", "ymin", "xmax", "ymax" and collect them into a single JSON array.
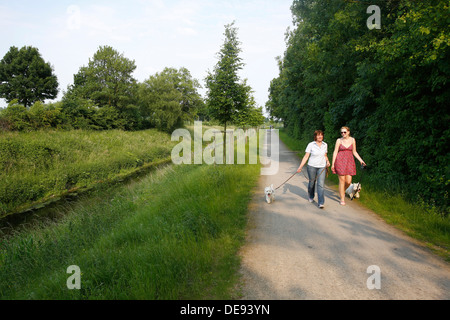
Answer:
[
  {"xmin": 309, "ymin": 198, "xmax": 314, "ymax": 203},
  {"xmin": 318, "ymin": 204, "xmax": 324, "ymax": 209}
]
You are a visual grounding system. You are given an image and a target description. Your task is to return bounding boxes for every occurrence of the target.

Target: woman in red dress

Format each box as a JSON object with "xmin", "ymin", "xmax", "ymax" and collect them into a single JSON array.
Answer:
[{"xmin": 331, "ymin": 127, "xmax": 366, "ymax": 205}]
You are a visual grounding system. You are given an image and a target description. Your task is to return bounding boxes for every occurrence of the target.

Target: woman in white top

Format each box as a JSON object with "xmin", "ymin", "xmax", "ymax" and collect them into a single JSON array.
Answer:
[{"xmin": 297, "ymin": 130, "xmax": 331, "ymax": 208}]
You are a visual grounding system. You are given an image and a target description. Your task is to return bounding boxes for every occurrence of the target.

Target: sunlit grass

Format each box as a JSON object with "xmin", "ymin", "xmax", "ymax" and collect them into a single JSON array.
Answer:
[
  {"xmin": 0, "ymin": 129, "xmax": 176, "ymax": 217},
  {"xmin": 0, "ymin": 126, "xmax": 262, "ymax": 299},
  {"xmin": 0, "ymin": 160, "xmax": 260, "ymax": 299}
]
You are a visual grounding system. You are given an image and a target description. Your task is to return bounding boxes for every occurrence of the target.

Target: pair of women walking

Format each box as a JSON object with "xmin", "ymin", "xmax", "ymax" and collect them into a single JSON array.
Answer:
[{"xmin": 296, "ymin": 127, "xmax": 366, "ymax": 208}]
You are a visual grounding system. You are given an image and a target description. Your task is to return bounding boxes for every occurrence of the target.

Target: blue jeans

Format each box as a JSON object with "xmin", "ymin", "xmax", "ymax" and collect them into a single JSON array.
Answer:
[{"xmin": 307, "ymin": 165, "xmax": 326, "ymax": 205}]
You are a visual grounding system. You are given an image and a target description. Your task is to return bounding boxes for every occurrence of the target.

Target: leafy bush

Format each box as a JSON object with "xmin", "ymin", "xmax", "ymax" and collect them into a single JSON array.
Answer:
[
  {"xmin": 28, "ymin": 101, "xmax": 63, "ymax": 129},
  {"xmin": 0, "ymin": 100, "xmax": 32, "ymax": 131}
]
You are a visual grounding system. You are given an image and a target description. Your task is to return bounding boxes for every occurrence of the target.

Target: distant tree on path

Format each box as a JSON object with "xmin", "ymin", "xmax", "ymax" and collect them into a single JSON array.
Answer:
[{"xmin": 206, "ymin": 21, "xmax": 250, "ymax": 161}]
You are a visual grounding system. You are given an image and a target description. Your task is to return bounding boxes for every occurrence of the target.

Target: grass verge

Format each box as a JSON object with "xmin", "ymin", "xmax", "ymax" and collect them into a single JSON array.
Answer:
[
  {"xmin": 279, "ymin": 129, "xmax": 450, "ymax": 261},
  {"xmin": 0, "ymin": 129, "xmax": 176, "ymax": 218},
  {"xmin": 0, "ymin": 161, "xmax": 260, "ymax": 299}
]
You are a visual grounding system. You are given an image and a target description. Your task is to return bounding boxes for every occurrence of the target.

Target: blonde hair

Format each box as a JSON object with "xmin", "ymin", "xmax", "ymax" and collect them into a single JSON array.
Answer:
[{"xmin": 341, "ymin": 126, "xmax": 350, "ymax": 134}]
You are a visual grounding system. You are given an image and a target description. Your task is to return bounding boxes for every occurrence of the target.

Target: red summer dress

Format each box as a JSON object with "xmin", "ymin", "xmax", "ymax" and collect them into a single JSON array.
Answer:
[{"xmin": 334, "ymin": 142, "xmax": 356, "ymax": 176}]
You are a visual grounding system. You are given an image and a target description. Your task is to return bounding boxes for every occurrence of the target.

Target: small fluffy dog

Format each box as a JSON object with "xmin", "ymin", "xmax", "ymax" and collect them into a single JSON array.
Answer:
[
  {"xmin": 264, "ymin": 184, "xmax": 275, "ymax": 204},
  {"xmin": 346, "ymin": 183, "xmax": 361, "ymax": 199}
]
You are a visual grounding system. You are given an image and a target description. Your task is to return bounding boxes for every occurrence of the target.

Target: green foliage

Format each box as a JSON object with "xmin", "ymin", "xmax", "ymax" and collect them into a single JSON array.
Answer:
[
  {"xmin": 28, "ymin": 101, "xmax": 64, "ymax": 129},
  {"xmin": 68, "ymin": 45, "xmax": 138, "ymax": 108},
  {"xmin": 0, "ymin": 100, "xmax": 65, "ymax": 131},
  {"xmin": 206, "ymin": 22, "xmax": 261, "ymax": 164},
  {"xmin": 268, "ymin": 0, "xmax": 449, "ymax": 212},
  {"xmin": 233, "ymin": 105, "xmax": 265, "ymax": 129},
  {"xmin": 0, "ymin": 46, "xmax": 58, "ymax": 108},
  {"xmin": 0, "ymin": 100, "xmax": 31, "ymax": 131},
  {"xmin": 232, "ymin": 80, "xmax": 265, "ymax": 128},
  {"xmin": 205, "ymin": 22, "xmax": 248, "ymax": 127},
  {"xmin": 59, "ymin": 95, "xmax": 97, "ymax": 130},
  {"xmin": 0, "ymin": 44, "xmax": 204, "ymax": 132},
  {"xmin": 0, "ymin": 99, "xmax": 89, "ymax": 132},
  {"xmin": 139, "ymin": 67, "xmax": 203, "ymax": 132},
  {"xmin": 63, "ymin": 45, "xmax": 140, "ymax": 130},
  {"xmin": 158, "ymin": 67, "xmax": 204, "ymax": 122}
]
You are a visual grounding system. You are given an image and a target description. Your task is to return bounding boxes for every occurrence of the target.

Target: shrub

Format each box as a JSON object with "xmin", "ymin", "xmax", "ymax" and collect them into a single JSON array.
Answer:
[{"xmin": 1, "ymin": 100, "xmax": 31, "ymax": 131}]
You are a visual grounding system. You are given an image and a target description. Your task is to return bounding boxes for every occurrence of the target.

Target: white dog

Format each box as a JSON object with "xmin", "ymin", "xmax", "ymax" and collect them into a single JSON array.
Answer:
[
  {"xmin": 264, "ymin": 184, "xmax": 275, "ymax": 204},
  {"xmin": 346, "ymin": 183, "xmax": 361, "ymax": 199}
]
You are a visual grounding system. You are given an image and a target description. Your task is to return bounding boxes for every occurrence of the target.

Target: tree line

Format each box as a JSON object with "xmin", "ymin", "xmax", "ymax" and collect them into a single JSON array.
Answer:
[
  {"xmin": 266, "ymin": 0, "xmax": 449, "ymax": 212},
  {"xmin": 0, "ymin": 23, "xmax": 264, "ymax": 133}
]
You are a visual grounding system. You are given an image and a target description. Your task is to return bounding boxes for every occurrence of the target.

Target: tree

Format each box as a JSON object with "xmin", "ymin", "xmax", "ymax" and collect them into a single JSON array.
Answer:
[
  {"xmin": 138, "ymin": 67, "xmax": 203, "ymax": 132},
  {"xmin": 0, "ymin": 46, "xmax": 58, "ymax": 108},
  {"xmin": 139, "ymin": 71, "xmax": 183, "ymax": 132},
  {"xmin": 233, "ymin": 105, "xmax": 265, "ymax": 129},
  {"xmin": 233, "ymin": 80, "xmax": 265, "ymax": 128},
  {"xmin": 68, "ymin": 45, "xmax": 137, "ymax": 108},
  {"xmin": 158, "ymin": 67, "xmax": 204, "ymax": 123},
  {"xmin": 64, "ymin": 45, "xmax": 139, "ymax": 130},
  {"xmin": 268, "ymin": 0, "xmax": 449, "ymax": 212},
  {"xmin": 205, "ymin": 21, "xmax": 248, "ymax": 161}
]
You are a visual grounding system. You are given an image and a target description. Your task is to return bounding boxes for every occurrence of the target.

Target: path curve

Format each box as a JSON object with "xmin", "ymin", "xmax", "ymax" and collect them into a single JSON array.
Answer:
[{"xmin": 239, "ymin": 130, "xmax": 450, "ymax": 300}]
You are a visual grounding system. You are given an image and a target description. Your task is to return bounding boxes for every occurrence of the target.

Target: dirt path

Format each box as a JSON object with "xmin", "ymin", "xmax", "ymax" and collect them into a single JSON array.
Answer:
[{"xmin": 239, "ymin": 130, "xmax": 450, "ymax": 300}]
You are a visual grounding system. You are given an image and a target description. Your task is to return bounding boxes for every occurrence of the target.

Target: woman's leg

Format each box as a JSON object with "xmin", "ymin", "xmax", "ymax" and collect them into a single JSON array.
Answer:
[
  {"xmin": 345, "ymin": 175, "xmax": 352, "ymax": 191},
  {"xmin": 338, "ymin": 175, "xmax": 346, "ymax": 204},
  {"xmin": 306, "ymin": 165, "xmax": 317, "ymax": 201},
  {"xmin": 317, "ymin": 167, "xmax": 326, "ymax": 206}
]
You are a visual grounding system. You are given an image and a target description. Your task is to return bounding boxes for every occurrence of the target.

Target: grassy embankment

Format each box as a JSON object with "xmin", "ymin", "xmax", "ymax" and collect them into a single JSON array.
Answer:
[
  {"xmin": 0, "ymin": 127, "xmax": 261, "ymax": 299},
  {"xmin": 0, "ymin": 129, "xmax": 176, "ymax": 218},
  {"xmin": 278, "ymin": 129, "xmax": 450, "ymax": 262}
]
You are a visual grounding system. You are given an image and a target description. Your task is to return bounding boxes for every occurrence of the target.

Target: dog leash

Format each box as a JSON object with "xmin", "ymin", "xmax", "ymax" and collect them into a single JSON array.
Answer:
[
  {"xmin": 274, "ymin": 166, "xmax": 328, "ymax": 191},
  {"xmin": 274, "ymin": 172, "xmax": 298, "ymax": 190}
]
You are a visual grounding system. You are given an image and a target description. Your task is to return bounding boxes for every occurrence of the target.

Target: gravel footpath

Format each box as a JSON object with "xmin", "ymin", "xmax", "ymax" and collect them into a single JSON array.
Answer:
[{"xmin": 239, "ymin": 130, "xmax": 450, "ymax": 300}]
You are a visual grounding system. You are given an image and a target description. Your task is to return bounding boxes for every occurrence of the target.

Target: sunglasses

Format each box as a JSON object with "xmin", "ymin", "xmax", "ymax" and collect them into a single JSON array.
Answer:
[{"xmin": 341, "ymin": 131, "xmax": 347, "ymax": 134}]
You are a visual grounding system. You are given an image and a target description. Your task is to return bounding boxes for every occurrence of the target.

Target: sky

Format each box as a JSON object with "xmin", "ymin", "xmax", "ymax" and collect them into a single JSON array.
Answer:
[{"xmin": 0, "ymin": 0, "xmax": 295, "ymax": 113}]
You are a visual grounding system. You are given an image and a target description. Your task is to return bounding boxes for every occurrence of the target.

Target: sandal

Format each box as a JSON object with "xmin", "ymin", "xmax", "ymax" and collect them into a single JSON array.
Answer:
[{"xmin": 340, "ymin": 201, "xmax": 346, "ymax": 206}]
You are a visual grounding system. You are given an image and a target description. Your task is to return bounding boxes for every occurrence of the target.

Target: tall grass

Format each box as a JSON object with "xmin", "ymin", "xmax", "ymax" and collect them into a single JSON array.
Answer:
[
  {"xmin": 0, "ymin": 129, "xmax": 176, "ymax": 217},
  {"xmin": 0, "ymin": 160, "xmax": 261, "ymax": 299},
  {"xmin": 279, "ymin": 129, "xmax": 450, "ymax": 261}
]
